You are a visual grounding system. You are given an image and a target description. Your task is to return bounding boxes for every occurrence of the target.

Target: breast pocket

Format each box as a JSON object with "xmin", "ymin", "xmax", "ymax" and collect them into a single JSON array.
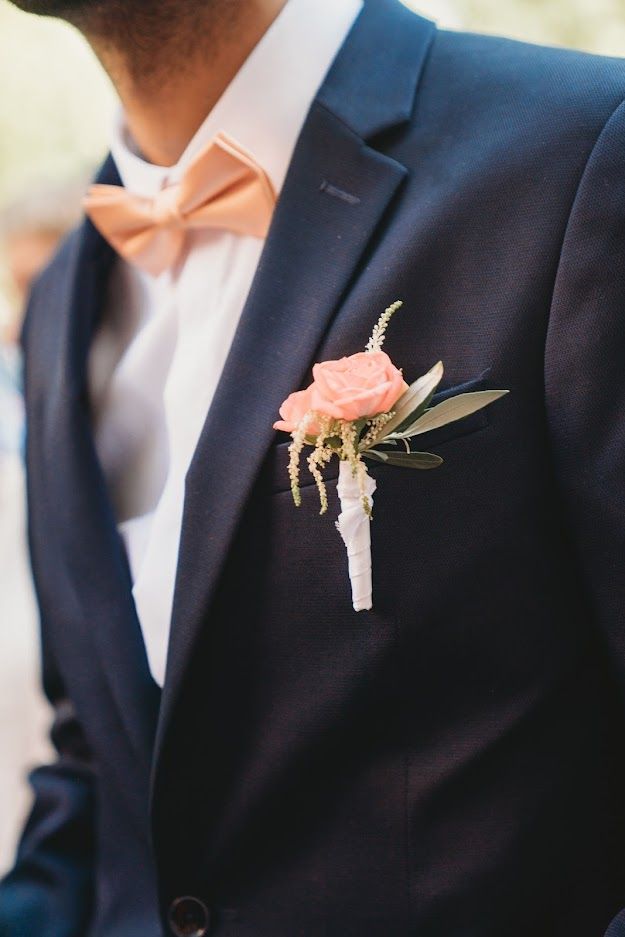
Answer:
[
  {"xmin": 410, "ymin": 371, "xmax": 493, "ymax": 451},
  {"xmin": 267, "ymin": 370, "xmax": 494, "ymax": 496}
]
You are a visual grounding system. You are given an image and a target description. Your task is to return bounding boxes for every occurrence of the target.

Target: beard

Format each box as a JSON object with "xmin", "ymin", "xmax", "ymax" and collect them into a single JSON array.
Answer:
[
  {"xmin": 7, "ymin": 0, "xmax": 229, "ymax": 30},
  {"xmin": 8, "ymin": 0, "xmax": 252, "ymax": 109},
  {"xmin": 7, "ymin": 0, "xmax": 238, "ymax": 78},
  {"xmin": 10, "ymin": 0, "xmax": 121, "ymax": 16},
  {"xmin": 6, "ymin": 0, "xmax": 167, "ymax": 56}
]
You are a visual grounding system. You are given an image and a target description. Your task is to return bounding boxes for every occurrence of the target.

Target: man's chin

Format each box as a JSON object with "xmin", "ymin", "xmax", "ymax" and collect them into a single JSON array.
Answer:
[{"xmin": 8, "ymin": 0, "xmax": 101, "ymax": 17}]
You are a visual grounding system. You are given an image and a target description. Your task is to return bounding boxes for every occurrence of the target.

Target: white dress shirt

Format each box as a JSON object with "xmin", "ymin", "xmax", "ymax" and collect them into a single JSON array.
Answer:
[{"xmin": 89, "ymin": 0, "xmax": 363, "ymax": 686}]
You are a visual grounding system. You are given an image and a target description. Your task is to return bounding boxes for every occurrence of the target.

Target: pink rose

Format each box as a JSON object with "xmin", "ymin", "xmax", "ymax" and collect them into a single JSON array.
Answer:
[
  {"xmin": 273, "ymin": 387, "xmax": 322, "ymax": 435},
  {"xmin": 274, "ymin": 351, "xmax": 407, "ymax": 433},
  {"xmin": 310, "ymin": 351, "xmax": 407, "ymax": 422}
]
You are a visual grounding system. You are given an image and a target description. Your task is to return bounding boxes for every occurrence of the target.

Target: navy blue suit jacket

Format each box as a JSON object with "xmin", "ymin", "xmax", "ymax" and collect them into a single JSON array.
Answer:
[{"xmin": 3, "ymin": 1, "xmax": 625, "ymax": 934}]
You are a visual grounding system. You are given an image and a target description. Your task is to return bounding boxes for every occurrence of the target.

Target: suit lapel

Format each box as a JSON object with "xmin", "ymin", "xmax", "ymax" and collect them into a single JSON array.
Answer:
[
  {"xmin": 155, "ymin": 0, "xmax": 437, "ymax": 755},
  {"xmin": 44, "ymin": 159, "xmax": 160, "ymax": 772}
]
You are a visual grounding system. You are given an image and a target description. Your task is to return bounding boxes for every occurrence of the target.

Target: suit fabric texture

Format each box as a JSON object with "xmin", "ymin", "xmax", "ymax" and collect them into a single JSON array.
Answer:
[{"xmin": 2, "ymin": 1, "xmax": 625, "ymax": 934}]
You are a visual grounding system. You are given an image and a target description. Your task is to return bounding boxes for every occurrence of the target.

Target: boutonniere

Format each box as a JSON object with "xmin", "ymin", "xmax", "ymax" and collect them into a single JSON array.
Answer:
[{"xmin": 274, "ymin": 302, "xmax": 509, "ymax": 612}]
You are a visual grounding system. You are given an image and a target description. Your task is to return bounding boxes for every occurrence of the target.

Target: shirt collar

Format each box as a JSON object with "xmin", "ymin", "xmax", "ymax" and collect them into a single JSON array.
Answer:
[{"xmin": 111, "ymin": 0, "xmax": 363, "ymax": 200}]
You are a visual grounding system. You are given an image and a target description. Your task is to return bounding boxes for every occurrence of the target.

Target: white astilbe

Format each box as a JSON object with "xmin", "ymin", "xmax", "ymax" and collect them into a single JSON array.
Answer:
[
  {"xmin": 289, "ymin": 414, "xmax": 377, "ymax": 517},
  {"xmin": 288, "ymin": 411, "xmax": 316, "ymax": 507},
  {"xmin": 359, "ymin": 410, "xmax": 395, "ymax": 452},
  {"xmin": 306, "ymin": 415, "xmax": 334, "ymax": 515},
  {"xmin": 365, "ymin": 300, "xmax": 403, "ymax": 354}
]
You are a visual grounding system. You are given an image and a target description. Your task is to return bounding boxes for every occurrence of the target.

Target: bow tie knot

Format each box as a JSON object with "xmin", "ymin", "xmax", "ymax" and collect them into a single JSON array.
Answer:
[
  {"xmin": 151, "ymin": 186, "xmax": 187, "ymax": 229},
  {"xmin": 83, "ymin": 131, "xmax": 277, "ymax": 276}
]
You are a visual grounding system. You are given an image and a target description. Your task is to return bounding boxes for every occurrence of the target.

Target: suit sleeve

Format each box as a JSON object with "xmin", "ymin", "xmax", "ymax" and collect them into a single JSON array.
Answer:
[
  {"xmin": 544, "ymin": 98, "xmax": 625, "ymax": 934},
  {"xmin": 0, "ymin": 655, "xmax": 96, "ymax": 937},
  {"xmin": 0, "ymin": 286, "xmax": 96, "ymax": 937}
]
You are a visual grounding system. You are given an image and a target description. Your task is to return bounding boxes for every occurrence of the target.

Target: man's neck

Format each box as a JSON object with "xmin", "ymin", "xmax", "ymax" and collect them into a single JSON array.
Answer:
[{"xmin": 85, "ymin": 0, "xmax": 289, "ymax": 167}]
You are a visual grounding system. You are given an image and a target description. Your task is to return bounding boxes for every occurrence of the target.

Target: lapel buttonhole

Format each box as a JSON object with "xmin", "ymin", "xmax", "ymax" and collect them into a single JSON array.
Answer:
[{"xmin": 319, "ymin": 179, "xmax": 361, "ymax": 205}]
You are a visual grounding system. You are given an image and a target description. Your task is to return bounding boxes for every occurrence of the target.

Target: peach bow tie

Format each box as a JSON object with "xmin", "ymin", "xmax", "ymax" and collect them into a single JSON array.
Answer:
[{"xmin": 83, "ymin": 131, "xmax": 277, "ymax": 276}]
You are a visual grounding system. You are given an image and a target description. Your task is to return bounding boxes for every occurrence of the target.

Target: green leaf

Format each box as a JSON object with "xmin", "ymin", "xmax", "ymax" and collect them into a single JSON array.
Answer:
[
  {"xmin": 361, "ymin": 449, "xmax": 389, "ymax": 463},
  {"xmin": 392, "ymin": 390, "xmax": 509, "ymax": 439},
  {"xmin": 392, "ymin": 388, "xmax": 436, "ymax": 435},
  {"xmin": 363, "ymin": 450, "xmax": 443, "ymax": 469},
  {"xmin": 364, "ymin": 361, "xmax": 444, "ymax": 448}
]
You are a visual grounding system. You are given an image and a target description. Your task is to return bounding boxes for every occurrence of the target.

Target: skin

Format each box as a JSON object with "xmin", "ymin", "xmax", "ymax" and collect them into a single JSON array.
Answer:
[{"xmin": 8, "ymin": 0, "xmax": 289, "ymax": 166}]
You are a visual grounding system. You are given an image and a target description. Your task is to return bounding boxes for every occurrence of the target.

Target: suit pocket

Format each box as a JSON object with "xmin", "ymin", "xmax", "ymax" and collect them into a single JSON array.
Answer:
[
  {"xmin": 267, "ymin": 370, "xmax": 494, "ymax": 495},
  {"xmin": 267, "ymin": 439, "xmax": 341, "ymax": 495},
  {"xmin": 401, "ymin": 369, "xmax": 494, "ymax": 451}
]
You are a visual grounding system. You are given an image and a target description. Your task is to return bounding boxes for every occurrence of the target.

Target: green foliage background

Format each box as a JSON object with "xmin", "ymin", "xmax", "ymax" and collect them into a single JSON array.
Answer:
[{"xmin": 0, "ymin": 0, "xmax": 624, "ymax": 206}]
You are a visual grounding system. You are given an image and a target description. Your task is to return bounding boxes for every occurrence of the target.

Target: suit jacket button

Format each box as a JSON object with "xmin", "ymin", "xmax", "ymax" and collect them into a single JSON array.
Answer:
[{"xmin": 168, "ymin": 896, "xmax": 211, "ymax": 936}]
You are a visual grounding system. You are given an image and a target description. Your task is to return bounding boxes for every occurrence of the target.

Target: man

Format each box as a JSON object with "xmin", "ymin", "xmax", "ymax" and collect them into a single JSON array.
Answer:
[{"xmin": 1, "ymin": 0, "xmax": 625, "ymax": 933}]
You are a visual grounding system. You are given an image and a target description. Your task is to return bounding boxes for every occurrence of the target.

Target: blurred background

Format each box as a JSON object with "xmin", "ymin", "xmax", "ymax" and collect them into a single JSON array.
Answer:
[{"xmin": 0, "ymin": 0, "xmax": 624, "ymax": 876}]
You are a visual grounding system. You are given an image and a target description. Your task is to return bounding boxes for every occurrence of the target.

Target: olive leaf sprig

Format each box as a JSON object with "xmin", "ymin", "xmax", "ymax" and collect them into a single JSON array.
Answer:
[{"xmin": 359, "ymin": 359, "xmax": 508, "ymax": 469}]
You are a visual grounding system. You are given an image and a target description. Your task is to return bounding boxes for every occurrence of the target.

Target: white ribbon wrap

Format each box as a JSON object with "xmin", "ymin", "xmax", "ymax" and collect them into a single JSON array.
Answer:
[{"xmin": 336, "ymin": 460, "xmax": 376, "ymax": 612}]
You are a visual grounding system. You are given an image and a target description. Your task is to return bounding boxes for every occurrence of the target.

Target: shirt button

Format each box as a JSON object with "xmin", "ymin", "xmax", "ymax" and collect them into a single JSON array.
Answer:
[{"xmin": 168, "ymin": 896, "xmax": 211, "ymax": 937}]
